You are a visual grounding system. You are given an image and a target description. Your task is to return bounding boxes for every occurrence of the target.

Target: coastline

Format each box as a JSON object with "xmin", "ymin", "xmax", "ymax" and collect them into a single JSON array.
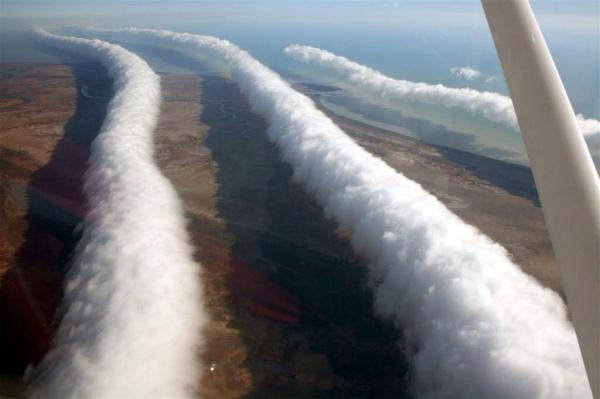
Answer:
[{"xmin": 293, "ymin": 81, "xmax": 559, "ymax": 295}]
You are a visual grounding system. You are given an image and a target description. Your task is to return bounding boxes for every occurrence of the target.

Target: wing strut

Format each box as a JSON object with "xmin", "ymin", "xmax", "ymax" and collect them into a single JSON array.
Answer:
[{"xmin": 482, "ymin": 1, "xmax": 600, "ymax": 396}]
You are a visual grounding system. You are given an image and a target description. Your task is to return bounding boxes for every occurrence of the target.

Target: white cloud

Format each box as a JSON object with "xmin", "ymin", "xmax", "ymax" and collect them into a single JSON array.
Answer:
[
  {"xmin": 71, "ymin": 27, "xmax": 593, "ymax": 398},
  {"xmin": 285, "ymin": 45, "xmax": 599, "ymax": 170},
  {"xmin": 450, "ymin": 66, "xmax": 481, "ymax": 80},
  {"xmin": 28, "ymin": 29, "xmax": 207, "ymax": 398}
]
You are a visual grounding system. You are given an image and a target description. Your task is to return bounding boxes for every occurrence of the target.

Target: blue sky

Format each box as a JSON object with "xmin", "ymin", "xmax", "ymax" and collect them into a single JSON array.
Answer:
[{"xmin": 1, "ymin": 0, "xmax": 598, "ymax": 19}]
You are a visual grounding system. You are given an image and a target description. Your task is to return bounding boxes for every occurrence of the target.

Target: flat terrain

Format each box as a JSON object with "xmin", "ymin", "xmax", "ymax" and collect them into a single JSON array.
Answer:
[
  {"xmin": 156, "ymin": 73, "xmax": 409, "ymax": 398},
  {"xmin": 0, "ymin": 63, "xmax": 561, "ymax": 398}
]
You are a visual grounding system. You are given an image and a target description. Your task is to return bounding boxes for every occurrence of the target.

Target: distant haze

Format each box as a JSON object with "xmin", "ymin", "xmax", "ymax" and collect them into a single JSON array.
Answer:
[{"xmin": 1, "ymin": 1, "xmax": 598, "ymax": 118}]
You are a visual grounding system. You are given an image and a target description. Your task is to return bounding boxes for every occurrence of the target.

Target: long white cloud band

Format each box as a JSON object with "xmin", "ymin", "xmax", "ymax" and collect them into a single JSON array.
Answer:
[
  {"xmin": 284, "ymin": 44, "xmax": 600, "ymax": 170},
  {"xmin": 29, "ymin": 30, "xmax": 206, "ymax": 398}
]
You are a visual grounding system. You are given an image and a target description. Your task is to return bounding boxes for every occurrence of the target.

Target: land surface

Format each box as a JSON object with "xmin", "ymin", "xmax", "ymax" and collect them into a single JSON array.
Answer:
[{"xmin": 0, "ymin": 63, "xmax": 559, "ymax": 398}]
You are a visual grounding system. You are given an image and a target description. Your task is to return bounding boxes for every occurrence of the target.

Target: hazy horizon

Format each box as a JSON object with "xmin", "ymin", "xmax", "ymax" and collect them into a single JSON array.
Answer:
[{"xmin": 2, "ymin": 1, "xmax": 598, "ymax": 119}]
